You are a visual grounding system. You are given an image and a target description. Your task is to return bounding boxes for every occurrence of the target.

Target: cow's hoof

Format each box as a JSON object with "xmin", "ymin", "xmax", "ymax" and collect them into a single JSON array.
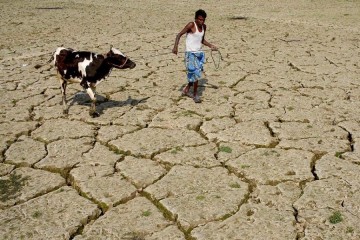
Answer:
[
  {"xmin": 63, "ymin": 109, "xmax": 69, "ymax": 114},
  {"xmin": 90, "ymin": 111, "xmax": 100, "ymax": 118}
]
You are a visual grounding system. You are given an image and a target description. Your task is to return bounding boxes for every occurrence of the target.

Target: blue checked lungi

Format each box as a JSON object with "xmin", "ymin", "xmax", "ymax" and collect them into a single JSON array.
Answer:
[{"xmin": 184, "ymin": 51, "xmax": 205, "ymax": 83}]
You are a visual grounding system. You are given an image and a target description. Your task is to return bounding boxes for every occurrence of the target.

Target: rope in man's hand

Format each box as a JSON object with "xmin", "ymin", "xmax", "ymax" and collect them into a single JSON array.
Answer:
[{"xmin": 131, "ymin": 48, "xmax": 223, "ymax": 70}]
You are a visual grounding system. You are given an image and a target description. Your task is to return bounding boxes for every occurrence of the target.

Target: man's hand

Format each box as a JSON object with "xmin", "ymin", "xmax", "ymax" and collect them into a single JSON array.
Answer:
[
  {"xmin": 172, "ymin": 46, "xmax": 178, "ymax": 55},
  {"xmin": 210, "ymin": 45, "xmax": 218, "ymax": 51}
]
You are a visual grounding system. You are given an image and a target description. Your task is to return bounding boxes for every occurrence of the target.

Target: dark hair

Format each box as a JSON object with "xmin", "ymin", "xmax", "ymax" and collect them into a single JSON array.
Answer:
[{"xmin": 195, "ymin": 9, "xmax": 207, "ymax": 19}]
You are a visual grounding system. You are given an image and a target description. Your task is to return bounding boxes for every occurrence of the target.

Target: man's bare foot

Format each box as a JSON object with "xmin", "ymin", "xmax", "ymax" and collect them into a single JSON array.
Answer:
[{"xmin": 193, "ymin": 95, "xmax": 201, "ymax": 103}]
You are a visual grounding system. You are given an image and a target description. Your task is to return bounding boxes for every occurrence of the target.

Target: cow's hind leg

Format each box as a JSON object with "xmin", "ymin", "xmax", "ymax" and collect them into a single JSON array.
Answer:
[
  {"xmin": 58, "ymin": 73, "xmax": 69, "ymax": 114},
  {"xmin": 81, "ymin": 81, "xmax": 99, "ymax": 117},
  {"xmin": 90, "ymin": 82, "xmax": 96, "ymax": 96}
]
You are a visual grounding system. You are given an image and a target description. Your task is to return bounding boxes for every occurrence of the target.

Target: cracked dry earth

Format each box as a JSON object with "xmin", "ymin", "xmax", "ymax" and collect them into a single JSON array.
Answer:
[{"xmin": 1, "ymin": 0, "xmax": 360, "ymax": 239}]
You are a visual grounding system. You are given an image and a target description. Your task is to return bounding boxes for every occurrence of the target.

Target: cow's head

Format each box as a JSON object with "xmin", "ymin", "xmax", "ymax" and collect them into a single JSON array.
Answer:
[{"xmin": 106, "ymin": 47, "xmax": 136, "ymax": 69}]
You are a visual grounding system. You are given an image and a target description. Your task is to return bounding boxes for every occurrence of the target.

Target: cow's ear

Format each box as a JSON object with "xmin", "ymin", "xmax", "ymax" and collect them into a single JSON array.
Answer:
[{"xmin": 110, "ymin": 45, "xmax": 113, "ymax": 52}]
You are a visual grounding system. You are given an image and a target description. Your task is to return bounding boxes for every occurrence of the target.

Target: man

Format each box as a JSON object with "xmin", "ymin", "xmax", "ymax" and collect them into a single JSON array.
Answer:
[{"xmin": 172, "ymin": 9, "xmax": 218, "ymax": 103}]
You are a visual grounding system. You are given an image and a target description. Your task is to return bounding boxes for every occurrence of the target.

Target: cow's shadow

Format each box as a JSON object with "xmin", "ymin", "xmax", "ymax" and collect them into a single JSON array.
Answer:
[
  {"xmin": 68, "ymin": 91, "xmax": 149, "ymax": 115},
  {"xmin": 178, "ymin": 78, "xmax": 218, "ymax": 97}
]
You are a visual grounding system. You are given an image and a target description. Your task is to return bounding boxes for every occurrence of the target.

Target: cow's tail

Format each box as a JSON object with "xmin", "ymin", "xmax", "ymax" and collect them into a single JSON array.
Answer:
[
  {"xmin": 34, "ymin": 51, "xmax": 55, "ymax": 70},
  {"xmin": 48, "ymin": 53, "xmax": 54, "ymax": 64}
]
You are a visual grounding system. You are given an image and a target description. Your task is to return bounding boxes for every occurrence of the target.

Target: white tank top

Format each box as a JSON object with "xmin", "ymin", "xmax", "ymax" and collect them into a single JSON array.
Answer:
[{"xmin": 185, "ymin": 22, "xmax": 204, "ymax": 52}]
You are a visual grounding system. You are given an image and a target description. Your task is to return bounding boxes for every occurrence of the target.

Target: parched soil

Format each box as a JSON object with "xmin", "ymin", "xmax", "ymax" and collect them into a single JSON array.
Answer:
[{"xmin": 1, "ymin": 0, "xmax": 360, "ymax": 239}]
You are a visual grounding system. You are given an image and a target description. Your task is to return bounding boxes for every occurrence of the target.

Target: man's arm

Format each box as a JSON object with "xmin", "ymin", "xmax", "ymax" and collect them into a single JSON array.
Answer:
[
  {"xmin": 202, "ymin": 25, "xmax": 218, "ymax": 50},
  {"xmin": 172, "ymin": 22, "xmax": 194, "ymax": 55},
  {"xmin": 202, "ymin": 39, "xmax": 217, "ymax": 50}
]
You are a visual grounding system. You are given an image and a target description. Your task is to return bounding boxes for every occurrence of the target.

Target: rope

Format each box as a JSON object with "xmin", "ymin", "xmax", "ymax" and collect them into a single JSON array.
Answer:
[
  {"xmin": 131, "ymin": 49, "xmax": 223, "ymax": 70},
  {"xmin": 210, "ymin": 49, "xmax": 223, "ymax": 70}
]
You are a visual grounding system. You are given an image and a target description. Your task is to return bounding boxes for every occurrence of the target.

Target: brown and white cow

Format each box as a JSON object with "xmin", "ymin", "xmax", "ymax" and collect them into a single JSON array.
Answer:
[{"xmin": 53, "ymin": 46, "xmax": 136, "ymax": 117}]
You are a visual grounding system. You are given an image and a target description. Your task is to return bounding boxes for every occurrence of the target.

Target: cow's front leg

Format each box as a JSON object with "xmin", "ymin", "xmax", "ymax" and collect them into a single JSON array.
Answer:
[
  {"xmin": 81, "ymin": 80, "xmax": 99, "ymax": 117},
  {"xmin": 89, "ymin": 82, "xmax": 99, "ymax": 117}
]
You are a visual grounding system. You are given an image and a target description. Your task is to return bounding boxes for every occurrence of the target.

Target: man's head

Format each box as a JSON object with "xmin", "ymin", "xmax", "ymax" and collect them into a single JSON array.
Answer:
[{"xmin": 195, "ymin": 9, "xmax": 207, "ymax": 26}]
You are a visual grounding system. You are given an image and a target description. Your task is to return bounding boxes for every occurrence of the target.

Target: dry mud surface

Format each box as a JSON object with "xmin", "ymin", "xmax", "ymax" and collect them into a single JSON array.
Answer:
[{"xmin": 1, "ymin": 0, "xmax": 360, "ymax": 239}]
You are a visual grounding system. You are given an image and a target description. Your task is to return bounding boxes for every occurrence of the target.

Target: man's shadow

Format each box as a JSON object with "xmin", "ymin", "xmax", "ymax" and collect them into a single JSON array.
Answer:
[{"xmin": 68, "ymin": 91, "xmax": 149, "ymax": 115}]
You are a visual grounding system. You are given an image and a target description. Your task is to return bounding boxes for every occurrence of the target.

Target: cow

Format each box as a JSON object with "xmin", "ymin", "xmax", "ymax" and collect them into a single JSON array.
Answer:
[{"xmin": 53, "ymin": 46, "xmax": 136, "ymax": 117}]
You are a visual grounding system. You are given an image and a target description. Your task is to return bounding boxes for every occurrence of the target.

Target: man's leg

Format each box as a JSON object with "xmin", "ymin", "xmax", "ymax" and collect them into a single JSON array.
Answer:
[
  {"xmin": 193, "ymin": 80, "xmax": 201, "ymax": 103},
  {"xmin": 182, "ymin": 82, "xmax": 193, "ymax": 97},
  {"xmin": 183, "ymin": 83, "xmax": 190, "ymax": 94},
  {"xmin": 193, "ymin": 80, "xmax": 198, "ymax": 97}
]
